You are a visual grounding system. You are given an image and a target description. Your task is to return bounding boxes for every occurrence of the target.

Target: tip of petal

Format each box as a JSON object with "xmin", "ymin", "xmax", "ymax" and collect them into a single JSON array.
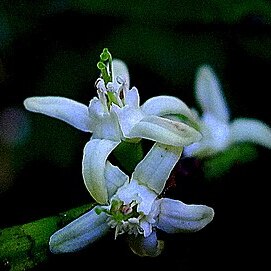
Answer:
[{"xmin": 23, "ymin": 97, "xmax": 36, "ymax": 111}]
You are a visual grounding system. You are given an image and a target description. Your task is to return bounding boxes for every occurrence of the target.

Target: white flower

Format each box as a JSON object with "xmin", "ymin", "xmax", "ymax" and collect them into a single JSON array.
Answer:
[
  {"xmin": 184, "ymin": 65, "xmax": 271, "ymax": 158},
  {"xmin": 24, "ymin": 57, "xmax": 201, "ymax": 204},
  {"xmin": 49, "ymin": 143, "xmax": 214, "ymax": 257}
]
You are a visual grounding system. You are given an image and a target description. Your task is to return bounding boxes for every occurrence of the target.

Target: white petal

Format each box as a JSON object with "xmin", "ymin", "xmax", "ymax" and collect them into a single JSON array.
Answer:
[
  {"xmin": 104, "ymin": 161, "xmax": 129, "ymax": 199},
  {"xmin": 184, "ymin": 113, "xmax": 231, "ymax": 158},
  {"xmin": 156, "ymin": 198, "xmax": 214, "ymax": 233},
  {"xmin": 230, "ymin": 118, "xmax": 271, "ymax": 149},
  {"xmin": 89, "ymin": 99, "xmax": 122, "ymax": 141},
  {"xmin": 49, "ymin": 208, "xmax": 109, "ymax": 253},
  {"xmin": 112, "ymin": 59, "xmax": 130, "ymax": 89},
  {"xmin": 141, "ymin": 95, "xmax": 194, "ymax": 120},
  {"xmin": 92, "ymin": 113, "xmax": 123, "ymax": 141},
  {"xmin": 132, "ymin": 143, "xmax": 183, "ymax": 195},
  {"xmin": 82, "ymin": 139, "xmax": 120, "ymax": 204},
  {"xmin": 202, "ymin": 113, "xmax": 230, "ymax": 151},
  {"xmin": 124, "ymin": 87, "xmax": 140, "ymax": 108},
  {"xmin": 196, "ymin": 65, "xmax": 229, "ymax": 122},
  {"xmin": 112, "ymin": 103, "xmax": 144, "ymax": 137},
  {"xmin": 140, "ymin": 220, "xmax": 153, "ymax": 237},
  {"xmin": 88, "ymin": 97, "xmax": 107, "ymax": 117},
  {"xmin": 127, "ymin": 231, "xmax": 164, "ymax": 257},
  {"xmin": 24, "ymin": 96, "xmax": 90, "ymax": 132},
  {"xmin": 128, "ymin": 115, "xmax": 202, "ymax": 146}
]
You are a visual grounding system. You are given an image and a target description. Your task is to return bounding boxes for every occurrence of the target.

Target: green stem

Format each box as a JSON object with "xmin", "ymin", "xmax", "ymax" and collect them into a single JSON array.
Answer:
[{"xmin": 0, "ymin": 203, "xmax": 94, "ymax": 271}]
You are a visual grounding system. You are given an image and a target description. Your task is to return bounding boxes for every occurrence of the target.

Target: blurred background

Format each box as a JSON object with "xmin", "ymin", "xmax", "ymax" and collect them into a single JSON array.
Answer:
[{"xmin": 0, "ymin": 0, "xmax": 270, "ymax": 270}]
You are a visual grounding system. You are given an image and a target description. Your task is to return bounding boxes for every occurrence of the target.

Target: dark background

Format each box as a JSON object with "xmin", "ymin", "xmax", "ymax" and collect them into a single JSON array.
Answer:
[{"xmin": 0, "ymin": 1, "xmax": 270, "ymax": 270}]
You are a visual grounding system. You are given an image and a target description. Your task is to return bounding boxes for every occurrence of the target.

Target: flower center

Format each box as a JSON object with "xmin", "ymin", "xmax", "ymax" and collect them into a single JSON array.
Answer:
[{"xmin": 95, "ymin": 199, "xmax": 144, "ymax": 239}]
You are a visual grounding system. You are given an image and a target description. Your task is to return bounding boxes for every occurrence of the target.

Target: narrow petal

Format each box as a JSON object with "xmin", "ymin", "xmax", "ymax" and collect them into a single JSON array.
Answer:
[
  {"xmin": 88, "ymin": 97, "xmax": 107, "ymax": 117},
  {"xmin": 132, "ymin": 143, "xmax": 183, "ymax": 194},
  {"xmin": 141, "ymin": 95, "xmax": 194, "ymax": 120},
  {"xmin": 196, "ymin": 65, "xmax": 229, "ymax": 122},
  {"xmin": 230, "ymin": 118, "xmax": 271, "ymax": 149},
  {"xmin": 82, "ymin": 139, "xmax": 120, "ymax": 204},
  {"xmin": 184, "ymin": 113, "xmax": 231, "ymax": 158},
  {"xmin": 156, "ymin": 198, "xmax": 214, "ymax": 233},
  {"xmin": 124, "ymin": 87, "xmax": 140, "ymax": 108},
  {"xmin": 127, "ymin": 231, "xmax": 164, "ymax": 257},
  {"xmin": 89, "ymin": 98, "xmax": 123, "ymax": 141},
  {"xmin": 112, "ymin": 59, "xmax": 130, "ymax": 88},
  {"xmin": 200, "ymin": 113, "xmax": 231, "ymax": 152},
  {"xmin": 128, "ymin": 115, "xmax": 202, "ymax": 146},
  {"xmin": 92, "ymin": 112, "xmax": 123, "ymax": 141},
  {"xmin": 49, "ymin": 208, "xmax": 109, "ymax": 253},
  {"xmin": 112, "ymin": 103, "xmax": 144, "ymax": 137},
  {"xmin": 104, "ymin": 161, "xmax": 129, "ymax": 199},
  {"xmin": 24, "ymin": 96, "xmax": 90, "ymax": 132}
]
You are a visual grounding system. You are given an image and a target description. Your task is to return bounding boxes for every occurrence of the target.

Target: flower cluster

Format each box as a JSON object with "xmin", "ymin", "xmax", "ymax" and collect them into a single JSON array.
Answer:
[
  {"xmin": 24, "ymin": 48, "xmax": 214, "ymax": 257},
  {"xmin": 24, "ymin": 49, "xmax": 201, "ymax": 205}
]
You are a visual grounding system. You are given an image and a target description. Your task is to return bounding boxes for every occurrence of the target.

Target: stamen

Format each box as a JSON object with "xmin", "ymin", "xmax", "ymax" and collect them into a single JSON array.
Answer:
[{"xmin": 103, "ymin": 199, "xmax": 148, "ymax": 239}]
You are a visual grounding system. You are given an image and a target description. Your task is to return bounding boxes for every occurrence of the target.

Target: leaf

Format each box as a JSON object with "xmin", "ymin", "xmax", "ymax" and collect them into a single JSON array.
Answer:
[{"xmin": 203, "ymin": 143, "xmax": 258, "ymax": 179}]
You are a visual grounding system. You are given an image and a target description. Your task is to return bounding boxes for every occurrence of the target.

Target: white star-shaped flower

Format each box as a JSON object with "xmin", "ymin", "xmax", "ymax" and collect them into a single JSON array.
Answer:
[
  {"xmin": 49, "ymin": 143, "xmax": 214, "ymax": 257},
  {"xmin": 184, "ymin": 65, "xmax": 271, "ymax": 158}
]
